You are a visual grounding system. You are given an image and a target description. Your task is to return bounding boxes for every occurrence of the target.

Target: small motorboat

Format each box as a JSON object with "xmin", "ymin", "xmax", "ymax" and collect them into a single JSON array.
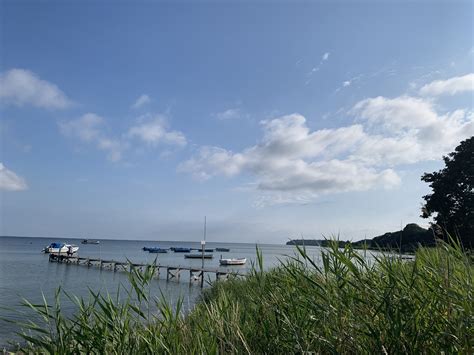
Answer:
[
  {"xmin": 148, "ymin": 248, "xmax": 168, "ymax": 253},
  {"xmin": 216, "ymin": 247, "xmax": 230, "ymax": 252},
  {"xmin": 184, "ymin": 253, "xmax": 213, "ymax": 259},
  {"xmin": 219, "ymin": 257, "xmax": 246, "ymax": 266},
  {"xmin": 43, "ymin": 242, "xmax": 79, "ymax": 254},
  {"xmin": 171, "ymin": 247, "xmax": 192, "ymax": 253},
  {"xmin": 81, "ymin": 239, "xmax": 99, "ymax": 245},
  {"xmin": 197, "ymin": 248, "xmax": 214, "ymax": 252}
]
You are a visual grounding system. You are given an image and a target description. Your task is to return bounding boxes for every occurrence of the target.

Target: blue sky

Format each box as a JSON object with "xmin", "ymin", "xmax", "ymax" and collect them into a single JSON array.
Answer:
[{"xmin": 1, "ymin": 1, "xmax": 473, "ymax": 243}]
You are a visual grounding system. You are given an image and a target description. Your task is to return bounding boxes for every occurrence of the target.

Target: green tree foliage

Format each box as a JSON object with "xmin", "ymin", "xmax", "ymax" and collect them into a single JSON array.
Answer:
[{"xmin": 421, "ymin": 136, "xmax": 474, "ymax": 248}]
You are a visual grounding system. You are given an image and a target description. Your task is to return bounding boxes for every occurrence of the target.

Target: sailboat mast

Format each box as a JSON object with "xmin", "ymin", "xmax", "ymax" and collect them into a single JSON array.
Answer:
[{"xmin": 201, "ymin": 216, "xmax": 207, "ymax": 270}]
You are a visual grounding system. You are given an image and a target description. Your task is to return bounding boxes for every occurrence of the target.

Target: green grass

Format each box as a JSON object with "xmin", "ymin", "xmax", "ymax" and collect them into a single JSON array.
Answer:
[{"xmin": 9, "ymin": 241, "xmax": 474, "ymax": 354}]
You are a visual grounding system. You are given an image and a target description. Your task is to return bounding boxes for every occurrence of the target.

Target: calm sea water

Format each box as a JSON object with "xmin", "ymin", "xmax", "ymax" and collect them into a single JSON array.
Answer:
[{"xmin": 0, "ymin": 236, "xmax": 322, "ymax": 347}]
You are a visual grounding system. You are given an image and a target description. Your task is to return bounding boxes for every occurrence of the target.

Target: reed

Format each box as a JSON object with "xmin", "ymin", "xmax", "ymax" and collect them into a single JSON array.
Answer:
[{"xmin": 9, "ymin": 240, "xmax": 473, "ymax": 354}]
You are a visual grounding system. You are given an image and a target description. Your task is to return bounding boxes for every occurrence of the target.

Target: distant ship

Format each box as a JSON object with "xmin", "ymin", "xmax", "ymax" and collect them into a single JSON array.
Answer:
[{"xmin": 81, "ymin": 239, "xmax": 100, "ymax": 245}]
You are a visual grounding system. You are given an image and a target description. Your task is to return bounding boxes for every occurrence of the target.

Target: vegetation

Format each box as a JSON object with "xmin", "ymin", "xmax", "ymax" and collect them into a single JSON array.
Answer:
[
  {"xmin": 287, "ymin": 223, "xmax": 436, "ymax": 252},
  {"xmin": 353, "ymin": 223, "xmax": 436, "ymax": 252},
  {"xmin": 421, "ymin": 136, "xmax": 474, "ymax": 248},
  {"xmin": 11, "ymin": 241, "xmax": 473, "ymax": 354}
]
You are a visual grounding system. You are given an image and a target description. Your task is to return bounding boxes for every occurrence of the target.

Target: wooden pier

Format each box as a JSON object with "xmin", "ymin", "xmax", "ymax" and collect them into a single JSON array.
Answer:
[{"xmin": 48, "ymin": 253, "xmax": 242, "ymax": 287}]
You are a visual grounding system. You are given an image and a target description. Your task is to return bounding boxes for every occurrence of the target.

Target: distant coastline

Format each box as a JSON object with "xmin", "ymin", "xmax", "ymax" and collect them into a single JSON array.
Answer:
[
  {"xmin": 287, "ymin": 223, "xmax": 437, "ymax": 253},
  {"xmin": 286, "ymin": 239, "xmax": 321, "ymax": 246}
]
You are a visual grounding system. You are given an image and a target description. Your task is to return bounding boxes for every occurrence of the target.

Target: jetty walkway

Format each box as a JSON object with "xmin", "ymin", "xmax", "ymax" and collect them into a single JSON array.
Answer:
[{"xmin": 48, "ymin": 253, "xmax": 243, "ymax": 287}]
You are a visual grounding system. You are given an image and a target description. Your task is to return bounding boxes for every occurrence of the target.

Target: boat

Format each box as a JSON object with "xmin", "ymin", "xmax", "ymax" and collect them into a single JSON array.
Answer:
[
  {"xmin": 171, "ymin": 247, "xmax": 192, "ymax": 253},
  {"xmin": 184, "ymin": 253, "xmax": 213, "ymax": 259},
  {"xmin": 148, "ymin": 248, "xmax": 168, "ymax": 253},
  {"xmin": 81, "ymin": 239, "xmax": 100, "ymax": 244},
  {"xmin": 203, "ymin": 248, "xmax": 214, "ymax": 252},
  {"xmin": 219, "ymin": 258, "xmax": 246, "ymax": 265},
  {"xmin": 216, "ymin": 247, "xmax": 230, "ymax": 252},
  {"xmin": 183, "ymin": 217, "xmax": 214, "ymax": 261},
  {"xmin": 43, "ymin": 242, "xmax": 79, "ymax": 254},
  {"xmin": 143, "ymin": 246, "xmax": 159, "ymax": 251}
]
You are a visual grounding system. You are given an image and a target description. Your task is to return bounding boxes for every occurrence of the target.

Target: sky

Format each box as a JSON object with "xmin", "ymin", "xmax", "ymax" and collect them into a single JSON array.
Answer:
[{"xmin": 0, "ymin": 0, "xmax": 473, "ymax": 243}]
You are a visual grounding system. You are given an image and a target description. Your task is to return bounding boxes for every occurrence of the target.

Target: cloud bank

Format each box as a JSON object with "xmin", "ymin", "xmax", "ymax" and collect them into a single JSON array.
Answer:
[{"xmin": 180, "ymin": 74, "xmax": 474, "ymax": 205}]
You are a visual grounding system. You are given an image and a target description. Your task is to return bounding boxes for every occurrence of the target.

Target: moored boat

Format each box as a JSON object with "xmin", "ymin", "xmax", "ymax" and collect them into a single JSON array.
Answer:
[
  {"xmin": 148, "ymin": 248, "xmax": 168, "ymax": 253},
  {"xmin": 171, "ymin": 247, "xmax": 192, "ymax": 253},
  {"xmin": 215, "ymin": 247, "xmax": 230, "ymax": 252},
  {"xmin": 43, "ymin": 242, "xmax": 79, "ymax": 254},
  {"xmin": 81, "ymin": 239, "xmax": 100, "ymax": 244},
  {"xmin": 203, "ymin": 248, "xmax": 214, "ymax": 252},
  {"xmin": 219, "ymin": 257, "xmax": 246, "ymax": 265},
  {"xmin": 184, "ymin": 253, "xmax": 213, "ymax": 259}
]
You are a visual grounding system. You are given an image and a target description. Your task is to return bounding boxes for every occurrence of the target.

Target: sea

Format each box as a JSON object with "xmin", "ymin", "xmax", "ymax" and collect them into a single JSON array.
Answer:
[{"xmin": 0, "ymin": 236, "xmax": 323, "ymax": 348}]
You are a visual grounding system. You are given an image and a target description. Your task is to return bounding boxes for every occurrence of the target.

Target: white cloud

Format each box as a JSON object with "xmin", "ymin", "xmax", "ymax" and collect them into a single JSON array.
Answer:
[
  {"xmin": 351, "ymin": 97, "xmax": 473, "ymax": 166},
  {"xmin": 180, "ymin": 74, "xmax": 474, "ymax": 205},
  {"xmin": 128, "ymin": 115, "xmax": 187, "ymax": 147},
  {"xmin": 179, "ymin": 114, "xmax": 400, "ymax": 204},
  {"xmin": 343, "ymin": 81, "xmax": 351, "ymax": 87},
  {"xmin": 60, "ymin": 112, "xmax": 186, "ymax": 161},
  {"xmin": 59, "ymin": 113, "xmax": 125, "ymax": 162},
  {"xmin": 0, "ymin": 163, "xmax": 27, "ymax": 191},
  {"xmin": 352, "ymin": 96, "xmax": 438, "ymax": 131},
  {"xmin": 419, "ymin": 73, "xmax": 474, "ymax": 96},
  {"xmin": 96, "ymin": 138, "xmax": 124, "ymax": 162},
  {"xmin": 306, "ymin": 52, "xmax": 331, "ymax": 83},
  {"xmin": 0, "ymin": 69, "xmax": 72, "ymax": 109},
  {"xmin": 215, "ymin": 108, "xmax": 242, "ymax": 121},
  {"xmin": 131, "ymin": 94, "xmax": 151, "ymax": 109},
  {"xmin": 59, "ymin": 113, "xmax": 103, "ymax": 141}
]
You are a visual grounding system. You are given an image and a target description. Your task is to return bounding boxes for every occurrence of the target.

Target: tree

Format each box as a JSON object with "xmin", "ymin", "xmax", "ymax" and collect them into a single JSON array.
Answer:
[{"xmin": 421, "ymin": 136, "xmax": 474, "ymax": 248}]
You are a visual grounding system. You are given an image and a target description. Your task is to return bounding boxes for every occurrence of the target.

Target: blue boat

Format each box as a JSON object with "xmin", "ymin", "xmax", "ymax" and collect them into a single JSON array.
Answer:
[
  {"xmin": 170, "ymin": 247, "xmax": 192, "ymax": 253},
  {"xmin": 143, "ymin": 246, "xmax": 168, "ymax": 253},
  {"xmin": 184, "ymin": 253, "xmax": 213, "ymax": 259},
  {"xmin": 148, "ymin": 248, "xmax": 168, "ymax": 253}
]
